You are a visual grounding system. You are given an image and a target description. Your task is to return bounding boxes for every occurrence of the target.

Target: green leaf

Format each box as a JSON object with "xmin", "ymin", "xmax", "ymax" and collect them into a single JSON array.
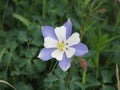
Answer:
[
  {"xmin": 84, "ymin": 0, "xmax": 91, "ymax": 7},
  {"xmin": 0, "ymin": 29, "xmax": 6, "ymax": 37},
  {"xmin": 18, "ymin": 31, "xmax": 28, "ymax": 42},
  {"xmin": 101, "ymin": 85, "xmax": 115, "ymax": 90},
  {"xmin": 72, "ymin": 18, "xmax": 80, "ymax": 30},
  {"xmin": 13, "ymin": 13, "xmax": 30, "ymax": 28},
  {"xmin": 11, "ymin": 66, "xmax": 21, "ymax": 76},
  {"xmin": 25, "ymin": 47, "xmax": 38, "ymax": 59},
  {"xmin": 15, "ymin": 82, "xmax": 33, "ymax": 90},
  {"xmin": 9, "ymin": 41, "xmax": 18, "ymax": 51},
  {"xmin": 24, "ymin": 61, "xmax": 35, "ymax": 74},
  {"xmin": 74, "ymin": 82, "xmax": 84, "ymax": 89},
  {"xmin": 102, "ymin": 70, "xmax": 113, "ymax": 83},
  {"xmin": 59, "ymin": 80, "xmax": 66, "ymax": 90},
  {"xmin": 33, "ymin": 59, "xmax": 46, "ymax": 72},
  {"xmin": 54, "ymin": 67, "xmax": 68, "ymax": 79},
  {"xmin": 44, "ymin": 74, "xmax": 58, "ymax": 82},
  {"xmin": 29, "ymin": 29, "xmax": 43, "ymax": 46},
  {"xmin": 87, "ymin": 73, "xmax": 101, "ymax": 87}
]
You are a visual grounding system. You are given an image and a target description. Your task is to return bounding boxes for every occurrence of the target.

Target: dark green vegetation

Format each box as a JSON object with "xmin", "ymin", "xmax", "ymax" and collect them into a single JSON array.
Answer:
[{"xmin": 0, "ymin": 0, "xmax": 120, "ymax": 90}]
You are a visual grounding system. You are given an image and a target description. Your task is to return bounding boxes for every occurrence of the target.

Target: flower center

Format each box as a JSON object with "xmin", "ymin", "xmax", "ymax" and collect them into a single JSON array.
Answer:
[{"xmin": 57, "ymin": 42, "xmax": 66, "ymax": 51}]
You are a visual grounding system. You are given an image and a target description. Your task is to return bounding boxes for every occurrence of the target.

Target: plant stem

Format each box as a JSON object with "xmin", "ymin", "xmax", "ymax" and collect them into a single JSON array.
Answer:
[
  {"xmin": 95, "ymin": 52, "xmax": 99, "ymax": 79},
  {"xmin": 0, "ymin": 48, "xmax": 7, "ymax": 62},
  {"xmin": 2, "ymin": 0, "xmax": 9, "ymax": 29},
  {"xmin": 4, "ymin": 53, "xmax": 12, "ymax": 80},
  {"xmin": 42, "ymin": 0, "xmax": 46, "ymax": 19},
  {"xmin": 116, "ymin": 64, "xmax": 120, "ymax": 90},
  {"xmin": 0, "ymin": 80, "xmax": 16, "ymax": 90}
]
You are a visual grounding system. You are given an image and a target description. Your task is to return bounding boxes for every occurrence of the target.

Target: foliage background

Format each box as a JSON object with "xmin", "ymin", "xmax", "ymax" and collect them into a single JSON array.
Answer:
[{"xmin": 0, "ymin": 0, "xmax": 120, "ymax": 90}]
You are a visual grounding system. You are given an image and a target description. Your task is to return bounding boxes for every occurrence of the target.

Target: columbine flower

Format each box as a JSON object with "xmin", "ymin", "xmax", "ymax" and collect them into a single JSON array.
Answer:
[{"xmin": 38, "ymin": 19, "xmax": 88, "ymax": 71}]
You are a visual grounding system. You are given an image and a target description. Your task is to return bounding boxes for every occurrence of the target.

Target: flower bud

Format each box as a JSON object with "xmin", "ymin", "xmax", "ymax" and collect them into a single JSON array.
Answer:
[{"xmin": 80, "ymin": 58, "xmax": 87, "ymax": 70}]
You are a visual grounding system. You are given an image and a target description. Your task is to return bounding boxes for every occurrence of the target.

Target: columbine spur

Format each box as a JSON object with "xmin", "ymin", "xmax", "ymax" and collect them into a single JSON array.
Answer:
[{"xmin": 38, "ymin": 19, "xmax": 88, "ymax": 71}]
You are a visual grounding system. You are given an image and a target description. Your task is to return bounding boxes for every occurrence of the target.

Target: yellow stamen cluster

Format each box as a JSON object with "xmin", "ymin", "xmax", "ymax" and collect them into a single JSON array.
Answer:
[{"xmin": 57, "ymin": 42, "xmax": 66, "ymax": 51}]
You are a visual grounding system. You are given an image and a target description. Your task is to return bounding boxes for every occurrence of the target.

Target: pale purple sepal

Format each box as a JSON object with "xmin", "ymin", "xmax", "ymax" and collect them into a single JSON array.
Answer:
[
  {"xmin": 64, "ymin": 19, "xmax": 72, "ymax": 39},
  {"xmin": 72, "ymin": 42, "xmax": 88, "ymax": 56},
  {"xmin": 38, "ymin": 48, "xmax": 56, "ymax": 61},
  {"xmin": 58, "ymin": 54, "xmax": 71, "ymax": 71},
  {"xmin": 41, "ymin": 26, "xmax": 57, "ymax": 40}
]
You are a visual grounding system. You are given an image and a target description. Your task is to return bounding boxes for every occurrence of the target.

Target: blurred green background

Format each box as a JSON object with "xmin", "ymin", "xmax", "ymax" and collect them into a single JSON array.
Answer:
[{"xmin": 0, "ymin": 0, "xmax": 120, "ymax": 90}]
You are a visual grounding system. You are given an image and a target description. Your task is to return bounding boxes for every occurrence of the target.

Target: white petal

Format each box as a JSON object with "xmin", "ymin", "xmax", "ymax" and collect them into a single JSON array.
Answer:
[
  {"xmin": 51, "ymin": 49, "xmax": 64, "ymax": 61},
  {"xmin": 66, "ymin": 33, "xmax": 80, "ymax": 46},
  {"xmin": 65, "ymin": 47, "xmax": 75, "ymax": 58},
  {"xmin": 44, "ymin": 37, "xmax": 58, "ymax": 48},
  {"xmin": 54, "ymin": 26, "xmax": 66, "ymax": 42}
]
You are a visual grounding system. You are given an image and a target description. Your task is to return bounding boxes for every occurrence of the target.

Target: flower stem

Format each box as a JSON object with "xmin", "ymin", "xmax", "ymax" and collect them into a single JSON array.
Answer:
[
  {"xmin": 82, "ymin": 69, "xmax": 87, "ymax": 90},
  {"xmin": 80, "ymin": 56, "xmax": 87, "ymax": 90},
  {"xmin": 49, "ymin": 61, "xmax": 58, "ymax": 75},
  {"xmin": 82, "ymin": 69, "xmax": 87, "ymax": 84}
]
